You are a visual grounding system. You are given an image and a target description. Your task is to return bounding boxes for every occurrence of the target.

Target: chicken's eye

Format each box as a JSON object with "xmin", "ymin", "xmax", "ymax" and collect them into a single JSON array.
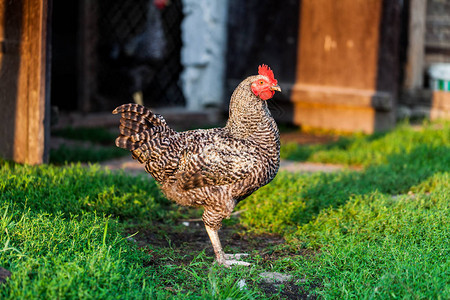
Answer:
[{"xmin": 259, "ymin": 80, "xmax": 265, "ymax": 85}]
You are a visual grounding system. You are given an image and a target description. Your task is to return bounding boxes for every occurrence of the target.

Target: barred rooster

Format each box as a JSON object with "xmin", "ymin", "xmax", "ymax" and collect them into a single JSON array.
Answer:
[{"xmin": 113, "ymin": 65, "xmax": 281, "ymax": 266}]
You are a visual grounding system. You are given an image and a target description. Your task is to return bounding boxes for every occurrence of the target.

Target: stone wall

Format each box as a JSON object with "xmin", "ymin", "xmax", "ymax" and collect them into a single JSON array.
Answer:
[{"xmin": 180, "ymin": 0, "xmax": 228, "ymax": 111}]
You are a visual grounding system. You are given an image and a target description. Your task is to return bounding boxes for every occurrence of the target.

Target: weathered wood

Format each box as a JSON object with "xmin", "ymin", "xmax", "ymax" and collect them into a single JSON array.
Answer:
[
  {"xmin": 404, "ymin": 0, "xmax": 427, "ymax": 90},
  {"xmin": 292, "ymin": 0, "xmax": 401, "ymax": 133},
  {"xmin": 431, "ymin": 91, "xmax": 450, "ymax": 120},
  {"xmin": 0, "ymin": 0, "xmax": 50, "ymax": 164}
]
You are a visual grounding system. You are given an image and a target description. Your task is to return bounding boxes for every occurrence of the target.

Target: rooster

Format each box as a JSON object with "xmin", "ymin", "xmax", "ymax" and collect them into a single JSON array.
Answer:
[{"xmin": 113, "ymin": 65, "xmax": 281, "ymax": 266}]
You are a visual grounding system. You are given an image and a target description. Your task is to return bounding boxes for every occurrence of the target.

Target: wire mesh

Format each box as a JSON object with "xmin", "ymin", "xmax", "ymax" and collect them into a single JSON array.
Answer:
[{"xmin": 95, "ymin": 0, "xmax": 185, "ymax": 110}]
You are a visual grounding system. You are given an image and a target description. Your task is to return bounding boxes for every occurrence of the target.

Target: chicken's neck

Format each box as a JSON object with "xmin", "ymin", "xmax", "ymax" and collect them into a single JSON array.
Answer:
[{"xmin": 225, "ymin": 84, "xmax": 275, "ymax": 140}]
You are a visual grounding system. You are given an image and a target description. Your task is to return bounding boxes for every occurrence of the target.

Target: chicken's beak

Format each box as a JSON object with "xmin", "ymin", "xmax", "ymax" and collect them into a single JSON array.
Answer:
[{"xmin": 270, "ymin": 85, "xmax": 281, "ymax": 92}]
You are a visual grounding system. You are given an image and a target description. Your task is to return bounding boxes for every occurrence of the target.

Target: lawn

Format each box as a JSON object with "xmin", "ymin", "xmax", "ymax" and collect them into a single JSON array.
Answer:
[{"xmin": 0, "ymin": 120, "xmax": 449, "ymax": 299}]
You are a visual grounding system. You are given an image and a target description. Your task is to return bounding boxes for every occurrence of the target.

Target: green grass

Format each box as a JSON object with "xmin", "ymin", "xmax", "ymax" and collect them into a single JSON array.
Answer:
[
  {"xmin": 294, "ymin": 180, "xmax": 449, "ymax": 299},
  {"xmin": 281, "ymin": 120, "xmax": 449, "ymax": 166},
  {"xmin": 0, "ymin": 162, "xmax": 259, "ymax": 299},
  {"xmin": 1, "ymin": 120, "xmax": 449, "ymax": 299},
  {"xmin": 1, "ymin": 208, "xmax": 155, "ymax": 299}
]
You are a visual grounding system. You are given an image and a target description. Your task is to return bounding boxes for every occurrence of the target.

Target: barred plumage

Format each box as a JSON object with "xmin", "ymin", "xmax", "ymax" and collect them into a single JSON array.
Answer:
[{"xmin": 113, "ymin": 66, "xmax": 281, "ymax": 266}]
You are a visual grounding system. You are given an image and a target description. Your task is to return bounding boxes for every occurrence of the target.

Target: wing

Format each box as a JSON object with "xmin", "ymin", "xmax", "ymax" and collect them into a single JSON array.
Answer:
[{"xmin": 176, "ymin": 136, "xmax": 260, "ymax": 190}]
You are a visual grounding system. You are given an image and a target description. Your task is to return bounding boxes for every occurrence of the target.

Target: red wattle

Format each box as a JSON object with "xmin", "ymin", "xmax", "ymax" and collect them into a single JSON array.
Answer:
[
  {"xmin": 259, "ymin": 90, "xmax": 275, "ymax": 100},
  {"xmin": 251, "ymin": 84, "xmax": 259, "ymax": 97}
]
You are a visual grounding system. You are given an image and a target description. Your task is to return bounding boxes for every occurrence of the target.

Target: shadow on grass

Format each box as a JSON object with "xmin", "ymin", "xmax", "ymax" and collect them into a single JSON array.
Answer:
[
  {"xmin": 0, "ymin": 161, "xmax": 178, "ymax": 224},
  {"xmin": 241, "ymin": 144, "xmax": 450, "ymax": 233}
]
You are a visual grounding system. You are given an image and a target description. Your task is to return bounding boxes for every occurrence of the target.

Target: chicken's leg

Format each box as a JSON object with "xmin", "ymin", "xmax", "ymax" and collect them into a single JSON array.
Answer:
[
  {"xmin": 205, "ymin": 225, "xmax": 251, "ymax": 267},
  {"xmin": 205, "ymin": 225, "xmax": 228, "ymax": 267}
]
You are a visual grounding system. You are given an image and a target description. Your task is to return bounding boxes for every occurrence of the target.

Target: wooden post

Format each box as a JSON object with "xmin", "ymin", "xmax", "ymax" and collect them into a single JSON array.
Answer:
[
  {"xmin": 404, "ymin": 0, "xmax": 427, "ymax": 90},
  {"xmin": 0, "ymin": 0, "xmax": 50, "ymax": 164},
  {"xmin": 292, "ymin": 0, "xmax": 401, "ymax": 133}
]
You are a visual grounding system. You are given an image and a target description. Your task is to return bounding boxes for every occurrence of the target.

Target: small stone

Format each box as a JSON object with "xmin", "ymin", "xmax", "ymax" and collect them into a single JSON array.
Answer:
[
  {"xmin": 411, "ymin": 106, "xmax": 430, "ymax": 119},
  {"xmin": 259, "ymin": 272, "xmax": 292, "ymax": 284},
  {"xmin": 126, "ymin": 237, "xmax": 137, "ymax": 243},
  {"xmin": 0, "ymin": 267, "xmax": 12, "ymax": 284},
  {"xmin": 237, "ymin": 279, "xmax": 247, "ymax": 290},
  {"xmin": 397, "ymin": 105, "xmax": 412, "ymax": 119}
]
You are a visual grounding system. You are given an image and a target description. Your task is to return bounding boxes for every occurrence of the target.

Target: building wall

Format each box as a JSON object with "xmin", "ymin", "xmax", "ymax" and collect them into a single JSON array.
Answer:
[
  {"xmin": 425, "ymin": 0, "xmax": 450, "ymax": 65},
  {"xmin": 180, "ymin": 0, "xmax": 228, "ymax": 111}
]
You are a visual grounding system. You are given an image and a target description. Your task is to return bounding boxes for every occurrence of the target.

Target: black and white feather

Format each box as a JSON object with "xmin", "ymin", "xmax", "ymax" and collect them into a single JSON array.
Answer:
[{"xmin": 113, "ymin": 75, "xmax": 280, "ymax": 230}]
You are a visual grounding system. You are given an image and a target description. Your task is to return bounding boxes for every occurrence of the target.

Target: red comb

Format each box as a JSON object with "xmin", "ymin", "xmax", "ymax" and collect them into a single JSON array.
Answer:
[{"xmin": 258, "ymin": 64, "xmax": 277, "ymax": 85}]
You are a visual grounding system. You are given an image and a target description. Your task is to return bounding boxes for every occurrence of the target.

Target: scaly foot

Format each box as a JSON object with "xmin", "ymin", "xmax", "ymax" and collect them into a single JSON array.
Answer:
[
  {"xmin": 224, "ymin": 253, "xmax": 251, "ymax": 266},
  {"xmin": 215, "ymin": 253, "xmax": 250, "ymax": 267}
]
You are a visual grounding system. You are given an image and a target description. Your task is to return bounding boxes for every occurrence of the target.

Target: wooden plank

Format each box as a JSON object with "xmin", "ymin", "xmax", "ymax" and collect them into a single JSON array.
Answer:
[
  {"xmin": 0, "ymin": 0, "xmax": 49, "ymax": 164},
  {"xmin": 291, "ymin": 0, "xmax": 400, "ymax": 133}
]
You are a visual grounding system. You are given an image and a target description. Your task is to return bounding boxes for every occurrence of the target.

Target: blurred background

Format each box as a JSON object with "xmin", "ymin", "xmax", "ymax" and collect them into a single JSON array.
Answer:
[{"xmin": 0, "ymin": 0, "xmax": 449, "ymax": 164}]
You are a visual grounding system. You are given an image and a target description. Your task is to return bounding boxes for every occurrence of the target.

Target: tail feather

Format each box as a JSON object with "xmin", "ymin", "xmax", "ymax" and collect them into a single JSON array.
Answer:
[
  {"xmin": 119, "ymin": 118, "xmax": 148, "ymax": 133},
  {"xmin": 113, "ymin": 104, "xmax": 168, "ymax": 128},
  {"xmin": 121, "ymin": 111, "xmax": 149, "ymax": 124},
  {"xmin": 115, "ymin": 136, "xmax": 139, "ymax": 150},
  {"xmin": 118, "ymin": 125, "xmax": 136, "ymax": 137},
  {"xmin": 130, "ymin": 126, "xmax": 166, "ymax": 142},
  {"xmin": 113, "ymin": 103, "xmax": 149, "ymax": 115},
  {"xmin": 113, "ymin": 103, "xmax": 173, "ymax": 158}
]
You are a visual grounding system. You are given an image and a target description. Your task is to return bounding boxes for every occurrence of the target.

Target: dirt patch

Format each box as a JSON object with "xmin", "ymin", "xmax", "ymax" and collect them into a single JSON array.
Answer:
[
  {"xmin": 259, "ymin": 280, "xmax": 321, "ymax": 300},
  {"xmin": 0, "ymin": 267, "xmax": 11, "ymax": 284},
  {"xmin": 127, "ymin": 222, "xmax": 322, "ymax": 298},
  {"xmin": 126, "ymin": 221, "xmax": 291, "ymax": 266}
]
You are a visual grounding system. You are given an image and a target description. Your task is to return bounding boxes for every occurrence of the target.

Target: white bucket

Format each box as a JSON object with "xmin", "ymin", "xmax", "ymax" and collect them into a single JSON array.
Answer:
[{"xmin": 428, "ymin": 64, "xmax": 450, "ymax": 91}]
